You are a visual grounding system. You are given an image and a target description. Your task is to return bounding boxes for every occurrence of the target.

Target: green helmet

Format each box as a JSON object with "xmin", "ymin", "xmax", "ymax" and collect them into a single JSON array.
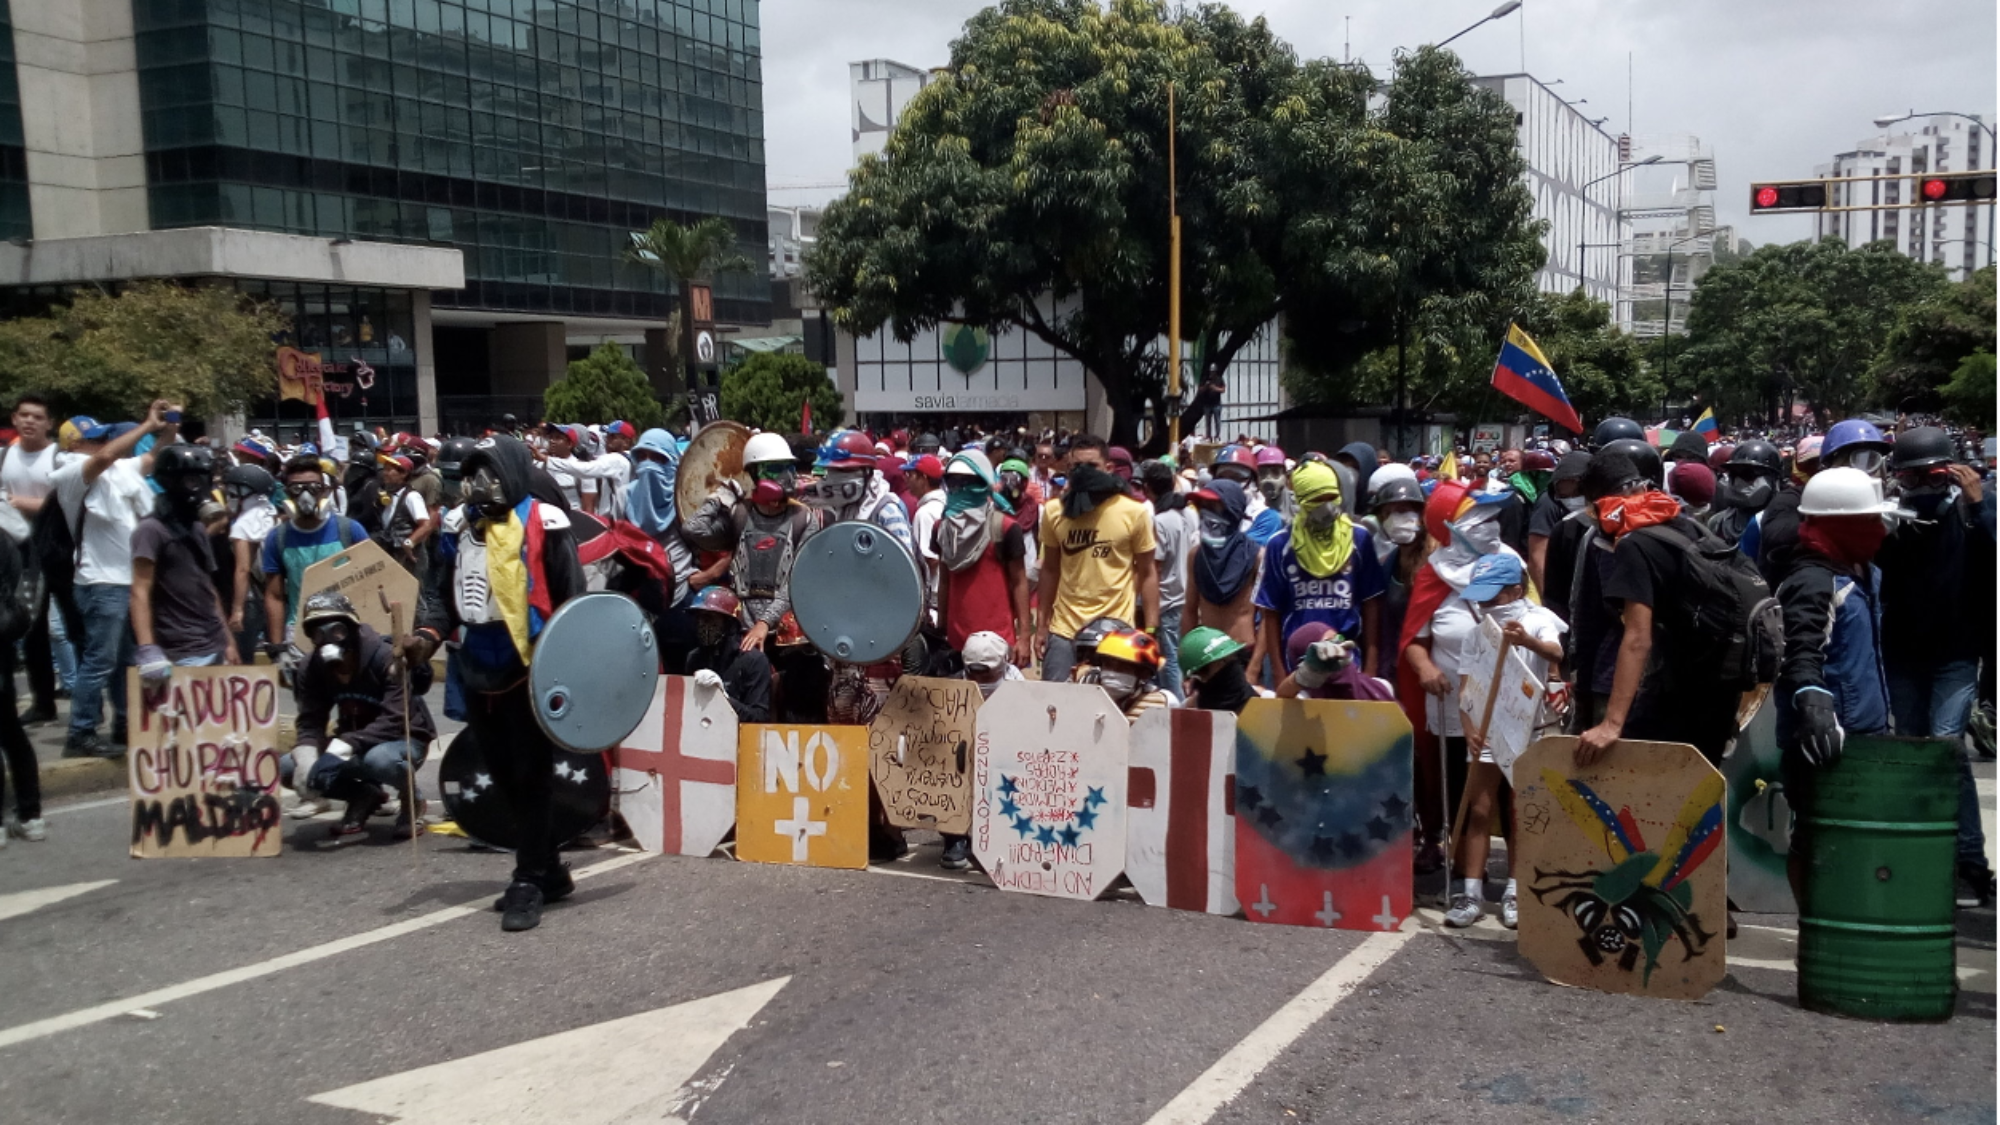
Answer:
[{"xmin": 1178, "ymin": 626, "xmax": 1247, "ymax": 677}]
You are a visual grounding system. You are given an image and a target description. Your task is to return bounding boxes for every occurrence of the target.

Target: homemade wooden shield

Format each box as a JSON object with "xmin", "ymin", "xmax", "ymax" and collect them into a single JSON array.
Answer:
[
  {"xmin": 868, "ymin": 676, "xmax": 980, "ymax": 834},
  {"xmin": 613, "ymin": 675, "xmax": 740, "ymax": 856},
  {"xmin": 1722, "ymin": 699, "xmax": 1795, "ymax": 914},
  {"xmin": 438, "ymin": 728, "xmax": 611, "ymax": 851},
  {"xmin": 291, "ymin": 539, "xmax": 420, "ymax": 640},
  {"xmin": 971, "ymin": 681, "xmax": 1128, "ymax": 901},
  {"xmin": 1234, "ymin": 698, "xmax": 1413, "ymax": 932},
  {"xmin": 736, "ymin": 724, "xmax": 869, "ymax": 869},
  {"xmin": 1126, "ymin": 707, "xmax": 1238, "ymax": 915},
  {"xmin": 675, "ymin": 419, "xmax": 750, "ymax": 524},
  {"xmin": 1513, "ymin": 737, "xmax": 1728, "ymax": 1001},
  {"xmin": 127, "ymin": 666, "xmax": 285, "ymax": 858}
]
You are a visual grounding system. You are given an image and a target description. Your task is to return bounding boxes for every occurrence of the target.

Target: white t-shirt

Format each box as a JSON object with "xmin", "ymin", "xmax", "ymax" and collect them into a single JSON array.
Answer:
[
  {"xmin": 0, "ymin": 442, "xmax": 63, "ymax": 502},
  {"xmin": 1416, "ymin": 600, "xmax": 1479, "ymax": 738},
  {"xmin": 548, "ymin": 454, "xmax": 630, "ymax": 519},
  {"xmin": 51, "ymin": 456, "xmax": 155, "ymax": 587},
  {"xmin": 229, "ymin": 498, "xmax": 276, "ymax": 544}
]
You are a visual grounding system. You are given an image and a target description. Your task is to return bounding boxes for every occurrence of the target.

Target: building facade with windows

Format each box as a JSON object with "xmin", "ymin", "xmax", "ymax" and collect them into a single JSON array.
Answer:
[
  {"xmin": 4, "ymin": 0, "xmax": 766, "ymax": 438},
  {"xmin": 1815, "ymin": 115, "xmax": 1992, "ymax": 282}
]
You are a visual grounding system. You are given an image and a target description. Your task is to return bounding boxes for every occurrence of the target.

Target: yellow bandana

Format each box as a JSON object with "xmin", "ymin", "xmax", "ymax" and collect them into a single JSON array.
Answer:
[{"xmin": 1289, "ymin": 461, "xmax": 1355, "ymax": 578}]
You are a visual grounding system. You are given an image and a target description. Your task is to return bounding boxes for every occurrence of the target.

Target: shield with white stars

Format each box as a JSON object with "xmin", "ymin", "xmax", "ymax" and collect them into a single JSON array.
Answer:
[
  {"xmin": 1233, "ymin": 698, "xmax": 1413, "ymax": 931},
  {"xmin": 971, "ymin": 681, "xmax": 1128, "ymax": 901},
  {"xmin": 439, "ymin": 727, "xmax": 611, "ymax": 850}
]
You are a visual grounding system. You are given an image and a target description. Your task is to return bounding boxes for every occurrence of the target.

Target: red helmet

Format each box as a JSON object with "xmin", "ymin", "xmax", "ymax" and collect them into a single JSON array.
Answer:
[
  {"xmin": 689, "ymin": 586, "xmax": 742, "ymax": 618},
  {"xmin": 1707, "ymin": 444, "xmax": 1735, "ymax": 472},
  {"xmin": 1218, "ymin": 446, "xmax": 1258, "ymax": 468},
  {"xmin": 818, "ymin": 430, "xmax": 875, "ymax": 470},
  {"xmin": 1520, "ymin": 449, "xmax": 1557, "ymax": 472}
]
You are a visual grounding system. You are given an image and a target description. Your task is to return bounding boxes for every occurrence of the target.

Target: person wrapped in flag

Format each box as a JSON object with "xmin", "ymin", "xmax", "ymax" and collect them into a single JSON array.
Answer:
[{"xmin": 1491, "ymin": 326, "xmax": 1584, "ymax": 436}]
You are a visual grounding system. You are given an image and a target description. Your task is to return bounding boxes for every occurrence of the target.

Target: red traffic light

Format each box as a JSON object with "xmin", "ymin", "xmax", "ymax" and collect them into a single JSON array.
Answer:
[
  {"xmin": 1912, "ymin": 173, "xmax": 1997, "ymax": 204},
  {"xmin": 1749, "ymin": 181, "xmax": 1829, "ymax": 212},
  {"xmin": 1755, "ymin": 186, "xmax": 1780, "ymax": 208},
  {"xmin": 1921, "ymin": 178, "xmax": 1949, "ymax": 201}
]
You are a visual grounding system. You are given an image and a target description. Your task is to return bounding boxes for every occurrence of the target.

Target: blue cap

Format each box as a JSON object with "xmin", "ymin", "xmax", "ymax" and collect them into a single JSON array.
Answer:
[
  {"xmin": 89, "ymin": 421, "xmax": 138, "ymax": 442},
  {"xmin": 1461, "ymin": 552, "xmax": 1525, "ymax": 603}
]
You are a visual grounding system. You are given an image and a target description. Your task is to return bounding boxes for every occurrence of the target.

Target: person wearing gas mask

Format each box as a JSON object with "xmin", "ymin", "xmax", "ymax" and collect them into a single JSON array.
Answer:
[
  {"xmin": 1706, "ymin": 439, "xmax": 1783, "ymax": 552},
  {"xmin": 343, "ymin": 432, "xmax": 386, "ymax": 537},
  {"xmin": 994, "ymin": 456, "xmax": 1040, "ymax": 589},
  {"xmin": 131, "ymin": 443, "xmax": 238, "ymax": 689},
  {"xmin": 1772, "ymin": 467, "xmax": 1899, "ymax": 905},
  {"xmin": 682, "ymin": 587, "xmax": 773, "ymax": 723},
  {"xmin": 434, "ymin": 436, "xmax": 479, "ymax": 508},
  {"xmin": 260, "ymin": 453, "xmax": 369, "ymax": 667},
  {"xmin": 684, "ymin": 431, "xmax": 818, "ymax": 653},
  {"xmin": 50, "ymin": 401, "xmax": 183, "ymax": 758},
  {"xmin": 288, "ymin": 592, "xmax": 436, "ymax": 845},
  {"xmin": 403, "ymin": 436, "xmax": 586, "ymax": 932},
  {"xmin": 1877, "ymin": 426, "xmax": 1996, "ymax": 908},
  {"xmin": 1248, "ymin": 446, "xmax": 1292, "ymax": 541},
  {"xmin": 1255, "ymin": 461, "xmax": 1387, "ymax": 680}
]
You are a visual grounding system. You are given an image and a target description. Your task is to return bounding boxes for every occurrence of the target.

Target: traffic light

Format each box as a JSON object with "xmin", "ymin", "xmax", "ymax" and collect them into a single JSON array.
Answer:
[
  {"xmin": 1749, "ymin": 181, "xmax": 1829, "ymax": 212},
  {"xmin": 1916, "ymin": 172, "xmax": 1998, "ymax": 203}
]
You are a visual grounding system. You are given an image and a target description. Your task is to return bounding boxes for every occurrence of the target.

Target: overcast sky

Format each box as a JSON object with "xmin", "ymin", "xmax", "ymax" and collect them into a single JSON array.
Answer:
[{"xmin": 759, "ymin": 0, "xmax": 1997, "ymax": 244}]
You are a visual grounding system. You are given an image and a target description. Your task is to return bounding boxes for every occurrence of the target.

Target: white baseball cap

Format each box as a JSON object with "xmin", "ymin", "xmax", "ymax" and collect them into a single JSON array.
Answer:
[{"xmin": 963, "ymin": 631, "xmax": 1009, "ymax": 671}]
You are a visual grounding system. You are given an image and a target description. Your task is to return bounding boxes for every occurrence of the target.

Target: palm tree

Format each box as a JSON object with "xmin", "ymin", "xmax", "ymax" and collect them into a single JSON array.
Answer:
[{"xmin": 626, "ymin": 216, "xmax": 755, "ymax": 390}]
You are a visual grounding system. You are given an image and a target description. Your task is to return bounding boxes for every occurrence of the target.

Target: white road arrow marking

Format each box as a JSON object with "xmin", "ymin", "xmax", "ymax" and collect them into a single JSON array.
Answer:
[
  {"xmin": 0, "ymin": 880, "xmax": 117, "ymax": 923},
  {"xmin": 308, "ymin": 975, "xmax": 788, "ymax": 1124}
]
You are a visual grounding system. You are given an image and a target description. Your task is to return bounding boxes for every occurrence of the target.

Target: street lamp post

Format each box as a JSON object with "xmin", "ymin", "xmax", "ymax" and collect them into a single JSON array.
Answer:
[
  {"xmin": 1874, "ymin": 109, "xmax": 1998, "ymax": 271},
  {"xmin": 1574, "ymin": 155, "xmax": 1663, "ymax": 294},
  {"xmin": 1436, "ymin": 1, "xmax": 1523, "ymax": 49}
]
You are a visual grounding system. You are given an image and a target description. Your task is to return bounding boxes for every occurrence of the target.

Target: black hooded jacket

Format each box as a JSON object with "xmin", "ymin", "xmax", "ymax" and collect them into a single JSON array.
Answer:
[
  {"xmin": 684, "ymin": 619, "xmax": 773, "ymax": 723},
  {"xmin": 294, "ymin": 624, "xmax": 437, "ymax": 753},
  {"xmin": 416, "ymin": 437, "xmax": 586, "ymax": 688}
]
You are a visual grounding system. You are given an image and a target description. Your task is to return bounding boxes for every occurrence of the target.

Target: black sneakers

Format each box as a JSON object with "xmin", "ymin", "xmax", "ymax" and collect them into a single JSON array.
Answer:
[
  {"xmin": 939, "ymin": 836, "xmax": 972, "ymax": 871},
  {"xmin": 492, "ymin": 864, "xmax": 574, "ymax": 911},
  {"xmin": 329, "ymin": 788, "xmax": 387, "ymax": 846},
  {"xmin": 498, "ymin": 881, "xmax": 545, "ymax": 932},
  {"xmin": 61, "ymin": 733, "xmax": 120, "ymax": 759},
  {"xmin": 1956, "ymin": 863, "xmax": 1995, "ymax": 909}
]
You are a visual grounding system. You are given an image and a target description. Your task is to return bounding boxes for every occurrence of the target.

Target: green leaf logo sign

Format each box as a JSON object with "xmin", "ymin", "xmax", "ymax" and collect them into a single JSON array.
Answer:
[{"xmin": 942, "ymin": 324, "xmax": 991, "ymax": 376}]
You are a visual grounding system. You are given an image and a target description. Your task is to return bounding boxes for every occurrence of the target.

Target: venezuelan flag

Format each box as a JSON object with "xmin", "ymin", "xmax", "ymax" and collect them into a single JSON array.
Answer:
[
  {"xmin": 1693, "ymin": 407, "xmax": 1719, "ymax": 440},
  {"xmin": 1491, "ymin": 325, "xmax": 1584, "ymax": 435}
]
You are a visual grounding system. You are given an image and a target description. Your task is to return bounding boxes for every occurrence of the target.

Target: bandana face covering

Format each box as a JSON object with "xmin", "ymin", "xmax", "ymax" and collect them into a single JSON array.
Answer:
[
  {"xmin": 1062, "ymin": 463, "xmax": 1126, "ymax": 518},
  {"xmin": 1199, "ymin": 511, "xmax": 1235, "ymax": 549},
  {"xmin": 1097, "ymin": 668, "xmax": 1140, "ymax": 702},
  {"xmin": 1800, "ymin": 515, "xmax": 1888, "ymax": 567},
  {"xmin": 800, "ymin": 469, "xmax": 868, "ymax": 510},
  {"xmin": 1288, "ymin": 462, "xmax": 1355, "ymax": 578},
  {"xmin": 1593, "ymin": 490, "xmax": 1682, "ymax": 538}
]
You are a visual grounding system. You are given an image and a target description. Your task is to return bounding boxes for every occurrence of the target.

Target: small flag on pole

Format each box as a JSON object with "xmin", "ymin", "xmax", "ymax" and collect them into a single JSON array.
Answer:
[
  {"xmin": 1491, "ymin": 325, "xmax": 1584, "ymax": 435},
  {"xmin": 801, "ymin": 398, "xmax": 812, "ymax": 435},
  {"xmin": 1692, "ymin": 407, "xmax": 1719, "ymax": 441}
]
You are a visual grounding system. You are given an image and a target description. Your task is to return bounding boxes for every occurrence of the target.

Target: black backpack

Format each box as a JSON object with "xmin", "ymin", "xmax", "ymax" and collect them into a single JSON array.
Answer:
[
  {"xmin": 0, "ymin": 526, "xmax": 42, "ymax": 644},
  {"xmin": 29, "ymin": 488, "xmax": 80, "ymax": 628},
  {"xmin": 1634, "ymin": 519, "xmax": 1782, "ymax": 691}
]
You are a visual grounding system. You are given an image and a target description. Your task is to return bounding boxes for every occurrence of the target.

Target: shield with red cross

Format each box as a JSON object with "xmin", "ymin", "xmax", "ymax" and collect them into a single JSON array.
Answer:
[{"xmin": 612, "ymin": 675, "xmax": 740, "ymax": 856}]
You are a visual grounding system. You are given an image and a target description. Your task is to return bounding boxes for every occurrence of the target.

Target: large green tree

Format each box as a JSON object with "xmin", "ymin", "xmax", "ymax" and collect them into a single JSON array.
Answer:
[
  {"xmin": 719, "ymin": 353, "xmax": 845, "ymax": 435},
  {"xmin": 806, "ymin": 0, "xmax": 1541, "ymax": 448},
  {"xmin": 544, "ymin": 343, "xmax": 671, "ymax": 430},
  {"xmin": 1678, "ymin": 240, "xmax": 1946, "ymax": 426},
  {"xmin": 626, "ymin": 216, "xmax": 755, "ymax": 383},
  {"xmin": 0, "ymin": 281, "xmax": 289, "ymax": 419},
  {"xmin": 1870, "ymin": 264, "xmax": 1995, "ymax": 414}
]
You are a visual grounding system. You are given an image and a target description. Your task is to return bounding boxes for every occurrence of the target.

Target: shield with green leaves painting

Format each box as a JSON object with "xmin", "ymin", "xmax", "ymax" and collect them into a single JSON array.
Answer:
[{"xmin": 942, "ymin": 324, "xmax": 990, "ymax": 376}]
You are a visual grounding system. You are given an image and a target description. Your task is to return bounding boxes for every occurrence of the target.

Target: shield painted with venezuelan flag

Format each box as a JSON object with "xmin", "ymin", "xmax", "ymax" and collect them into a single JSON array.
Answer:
[{"xmin": 1233, "ymin": 698, "xmax": 1413, "ymax": 932}]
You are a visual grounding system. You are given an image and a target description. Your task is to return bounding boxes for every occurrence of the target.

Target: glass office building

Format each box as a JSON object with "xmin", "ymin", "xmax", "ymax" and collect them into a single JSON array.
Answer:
[{"xmin": 1, "ymin": 0, "xmax": 766, "ymax": 435}]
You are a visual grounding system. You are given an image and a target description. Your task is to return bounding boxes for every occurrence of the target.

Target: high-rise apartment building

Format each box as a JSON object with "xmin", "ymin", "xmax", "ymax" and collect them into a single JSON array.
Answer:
[
  {"xmin": 3, "ymin": 0, "xmax": 767, "ymax": 436},
  {"xmin": 1815, "ymin": 114, "xmax": 1992, "ymax": 282}
]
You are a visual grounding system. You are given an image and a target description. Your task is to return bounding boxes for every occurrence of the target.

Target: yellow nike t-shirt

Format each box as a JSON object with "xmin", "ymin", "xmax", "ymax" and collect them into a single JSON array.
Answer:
[{"xmin": 1041, "ymin": 493, "xmax": 1158, "ymax": 639}]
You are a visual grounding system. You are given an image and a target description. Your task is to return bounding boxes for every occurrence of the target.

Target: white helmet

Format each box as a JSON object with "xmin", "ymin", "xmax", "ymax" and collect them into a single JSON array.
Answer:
[
  {"xmin": 1798, "ymin": 466, "xmax": 1898, "ymax": 517},
  {"xmin": 743, "ymin": 432, "xmax": 795, "ymax": 467}
]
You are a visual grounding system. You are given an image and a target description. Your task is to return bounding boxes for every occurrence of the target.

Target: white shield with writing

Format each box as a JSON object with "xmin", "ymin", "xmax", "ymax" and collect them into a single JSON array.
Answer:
[{"xmin": 971, "ymin": 681, "xmax": 1127, "ymax": 901}]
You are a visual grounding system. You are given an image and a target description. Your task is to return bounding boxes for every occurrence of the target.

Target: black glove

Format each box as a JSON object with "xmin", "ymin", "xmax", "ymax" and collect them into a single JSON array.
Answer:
[{"xmin": 1795, "ymin": 687, "xmax": 1844, "ymax": 767}]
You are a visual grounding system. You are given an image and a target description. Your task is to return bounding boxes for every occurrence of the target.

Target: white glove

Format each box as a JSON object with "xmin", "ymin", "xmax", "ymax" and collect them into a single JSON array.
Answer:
[
  {"xmin": 692, "ymin": 669, "xmax": 724, "ymax": 690},
  {"xmin": 325, "ymin": 737, "xmax": 356, "ymax": 761},
  {"xmin": 291, "ymin": 745, "xmax": 321, "ymax": 801},
  {"xmin": 712, "ymin": 480, "xmax": 743, "ymax": 507},
  {"xmin": 1291, "ymin": 638, "xmax": 1351, "ymax": 691},
  {"xmin": 135, "ymin": 644, "xmax": 173, "ymax": 688}
]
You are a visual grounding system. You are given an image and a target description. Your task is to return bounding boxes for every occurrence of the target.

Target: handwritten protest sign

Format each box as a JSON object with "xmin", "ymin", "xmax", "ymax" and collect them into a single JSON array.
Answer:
[
  {"xmin": 292, "ymin": 539, "xmax": 419, "ymax": 641},
  {"xmin": 1458, "ymin": 615, "xmax": 1545, "ymax": 782},
  {"xmin": 868, "ymin": 676, "xmax": 980, "ymax": 834},
  {"xmin": 127, "ymin": 666, "xmax": 285, "ymax": 858},
  {"xmin": 972, "ymin": 681, "xmax": 1127, "ymax": 901}
]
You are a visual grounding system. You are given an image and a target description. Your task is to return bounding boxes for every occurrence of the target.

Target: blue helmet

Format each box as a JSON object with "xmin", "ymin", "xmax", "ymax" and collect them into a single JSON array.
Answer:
[{"xmin": 1822, "ymin": 419, "xmax": 1890, "ymax": 465}]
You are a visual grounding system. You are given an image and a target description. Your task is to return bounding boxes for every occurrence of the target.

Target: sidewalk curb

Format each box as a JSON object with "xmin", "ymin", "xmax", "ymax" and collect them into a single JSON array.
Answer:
[{"xmin": 40, "ymin": 756, "xmax": 126, "ymax": 800}]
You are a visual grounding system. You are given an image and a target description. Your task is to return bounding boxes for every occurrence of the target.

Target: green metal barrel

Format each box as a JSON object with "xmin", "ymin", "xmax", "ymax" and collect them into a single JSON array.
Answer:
[{"xmin": 1798, "ymin": 735, "xmax": 1959, "ymax": 1021}]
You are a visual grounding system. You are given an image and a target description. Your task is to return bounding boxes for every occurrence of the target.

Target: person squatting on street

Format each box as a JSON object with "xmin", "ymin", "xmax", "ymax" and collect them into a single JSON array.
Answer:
[{"xmin": 405, "ymin": 436, "xmax": 586, "ymax": 933}]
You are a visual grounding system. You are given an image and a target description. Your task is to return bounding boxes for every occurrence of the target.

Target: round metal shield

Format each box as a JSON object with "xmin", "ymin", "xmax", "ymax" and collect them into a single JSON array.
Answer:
[
  {"xmin": 675, "ymin": 419, "xmax": 751, "ymax": 523},
  {"xmin": 437, "ymin": 727, "xmax": 610, "ymax": 850},
  {"xmin": 789, "ymin": 519, "xmax": 923, "ymax": 664},
  {"xmin": 529, "ymin": 593, "xmax": 661, "ymax": 752}
]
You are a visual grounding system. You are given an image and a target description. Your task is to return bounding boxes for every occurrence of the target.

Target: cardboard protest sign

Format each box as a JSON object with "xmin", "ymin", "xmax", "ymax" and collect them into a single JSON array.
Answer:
[
  {"xmin": 127, "ymin": 666, "xmax": 285, "ymax": 858},
  {"xmin": 736, "ymin": 724, "xmax": 869, "ymax": 869},
  {"xmin": 1721, "ymin": 698, "xmax": 1795, "ymax": 914},
  {"xmin": 1234, "ymin": 698, "xmax": 1412, "ymax": 931},
  {"xmin": 1458, "ymin": 615, "xmax": 1547, "ymax": 782},
  {"xmin": 1457, "ymin": 614, "xmax": 1506, "ymax": 735},
  {"xmin": 613, "ymin": 675, "xmax": 739, "ymax": 856},
  {"xmin": 1513, "ymin": 736, "xmax": 1728, "ymax": 1001},
  {"xmin": 972, "ymin": 681, "xmax": 1128, "ymax": 901},
  {"xmin": 1126, "ymin": 707, "xmax": 1237, "ymax": 915},
  {"xmin": 292, "ymin": 539, "xmax": 420, "ymax": 640},
  {"xmin": 868, "ymin": 676, "xmax": 979, "ymax": 834}
]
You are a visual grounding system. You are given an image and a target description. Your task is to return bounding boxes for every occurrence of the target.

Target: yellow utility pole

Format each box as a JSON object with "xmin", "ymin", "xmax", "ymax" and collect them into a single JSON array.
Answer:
[{"xmin": 1167, "ymin": 82, "xmax": 1182, "ymax": 449}]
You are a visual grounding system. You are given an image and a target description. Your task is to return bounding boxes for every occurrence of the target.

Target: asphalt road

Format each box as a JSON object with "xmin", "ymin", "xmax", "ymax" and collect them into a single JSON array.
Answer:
[{"xmin": 0, "ymin": 756, "xmax": 1992, "ymax": 1125}]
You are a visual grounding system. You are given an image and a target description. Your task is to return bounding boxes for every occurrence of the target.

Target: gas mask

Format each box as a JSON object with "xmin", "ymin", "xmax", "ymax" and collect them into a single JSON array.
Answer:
[
  {"xmin": 310, "ymin": 621, "xmax": 354, "ymax": 668},
  {"xmin": 752, "ymin": 465, "xmax": 798, "ymax": 504},
  {"xmin": 464, "ymin": 465, "xmax": 509, "ymax": 522},
  {"xmin": 800, "ymin": 468, "xmax": 869, "ymax": 510},
  {"xmin": 284, "ymin": 480, "xmax": 331, "ymax": 526},
  {"xmin": 1257, "ymin": 469, "xmax": 1286, "ymax": 505},
  {"xmin": 997, "ymin": 470, "xmax": 1027, "ymax": 510},
  {"xmin": 1198, "ymin": 510, "xmax": 1236, "ymax": 549},
  {"xmin": 750, "ymin": 479, "xmax": 789, "ymax": 507},
  {"xmin": 1302, "ymin": 501, "xmax": 1340, "ymax": 534},
  {"xmin": 1382, "ymin": 510, "xmax": 1422, "ymax": 545},
  {"xmin": 694, "ymin": 614, "xmax": 732, "ymax": 648},
  {"xmin": 163, "ymin": 471, "xmax": 209, "ymax": 520},
  {"xmin": 1723, "ymin": 474, "xmax": 1773, "ymax": 511}
]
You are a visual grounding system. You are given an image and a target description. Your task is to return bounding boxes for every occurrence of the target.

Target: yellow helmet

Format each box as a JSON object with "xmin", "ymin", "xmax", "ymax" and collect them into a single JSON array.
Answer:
[{"xmin": 1092, "ymin": 628, "xmax": 1162, "ymax": 672}]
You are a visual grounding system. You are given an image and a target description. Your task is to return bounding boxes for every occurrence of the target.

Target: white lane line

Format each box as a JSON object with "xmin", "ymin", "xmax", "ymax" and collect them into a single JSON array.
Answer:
[
  {"xmin": 0, "ymin": 851, "xmax": 657, "ymax": 1052},
  {"xmin": 45, "ymin": 796, "xmax": 127, "ymax": 817},
  {"xmin": 867, "ymin": 864, "xmax": 988, "ymax": 885},
  {"xmin": 0, "ymin": 880, "xmax": 119, "ymax": 922},
  {"xmin": 1144, "ymin": 928, "xmax": 1415, "ymax": 1125}
]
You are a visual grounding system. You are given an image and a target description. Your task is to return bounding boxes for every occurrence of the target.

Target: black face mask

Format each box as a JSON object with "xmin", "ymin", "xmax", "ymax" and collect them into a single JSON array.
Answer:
[
  {"xmin": 694, "ymin": 616, "xmax": 731, "ymax": 648},
  {"xmin": 1194, "ymin": 657, "xmax": 1255, "ymax": 713}
]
